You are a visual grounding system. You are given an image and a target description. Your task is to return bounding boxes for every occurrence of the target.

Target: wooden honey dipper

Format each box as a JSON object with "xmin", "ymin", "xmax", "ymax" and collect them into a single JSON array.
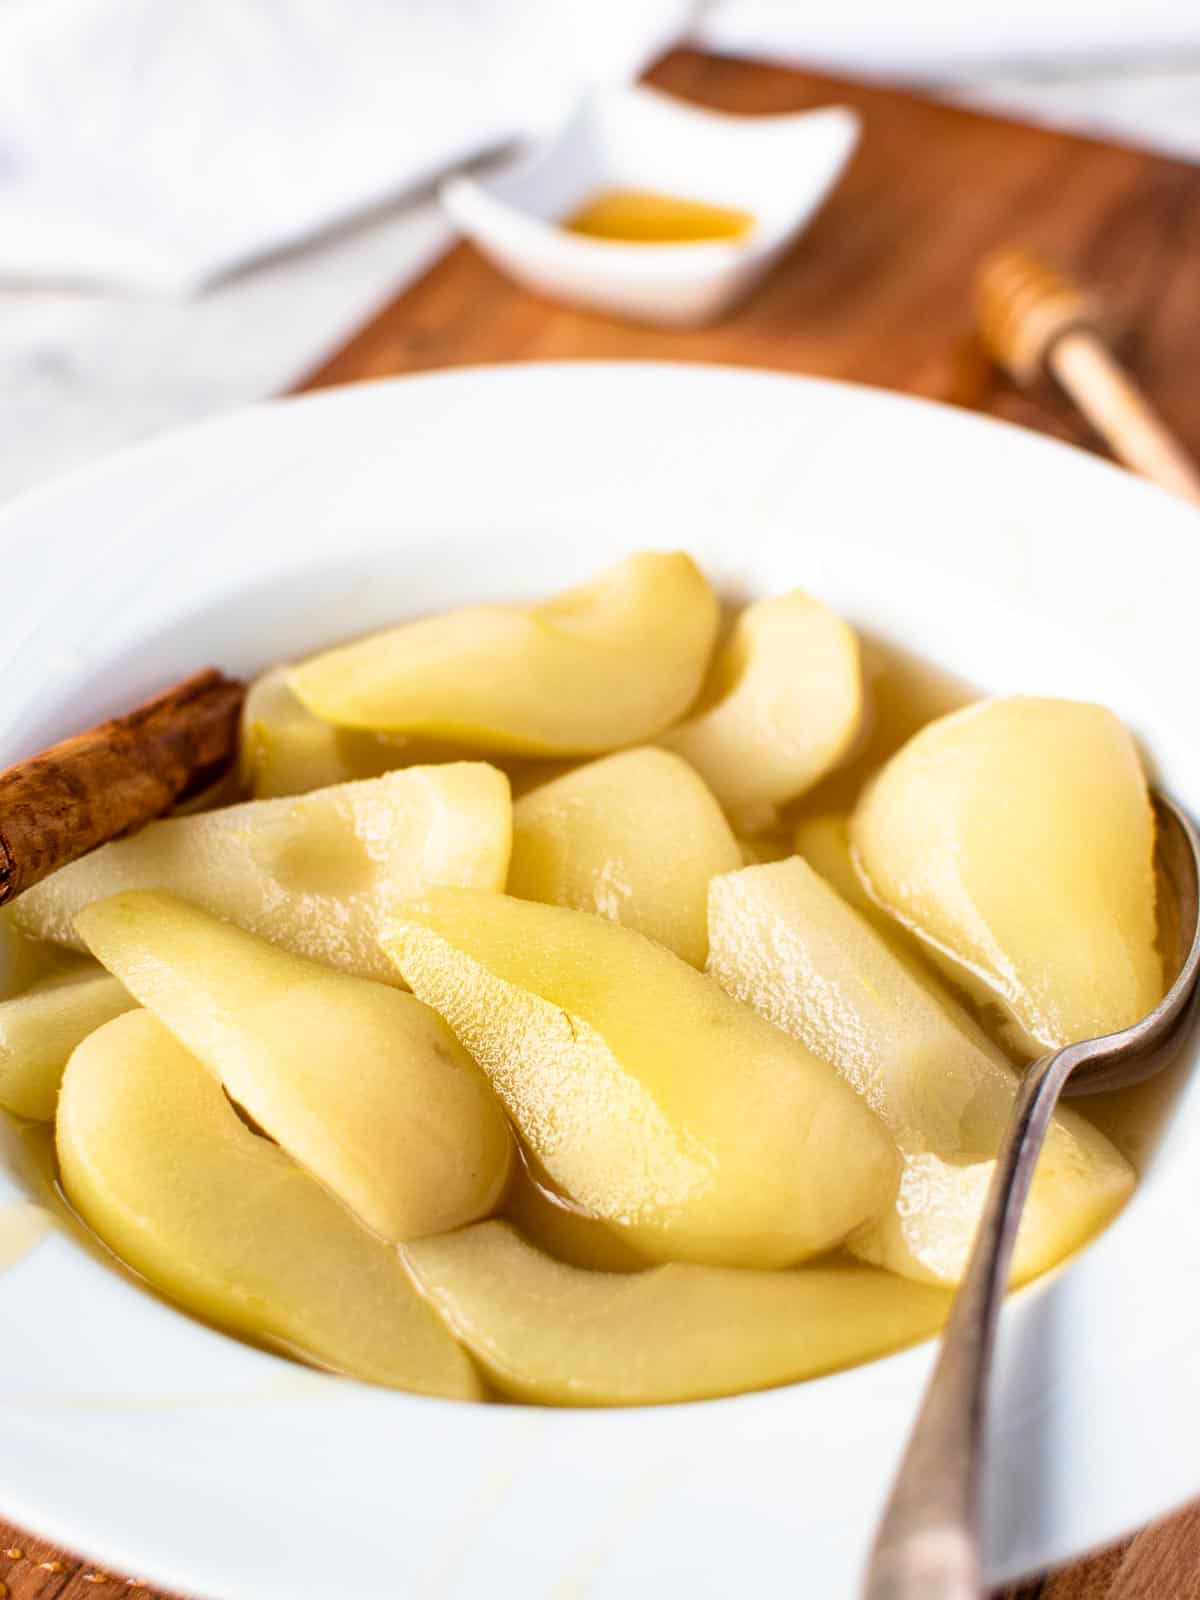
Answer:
[{"xmin": 976, "ymin": 247, "xmax": 1200, "ymax": 504}]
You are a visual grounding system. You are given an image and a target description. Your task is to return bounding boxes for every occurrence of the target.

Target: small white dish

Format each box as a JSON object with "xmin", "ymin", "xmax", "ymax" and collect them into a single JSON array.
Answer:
[{"xmin": 439, "ymin": 86, "xmax": 860, "ymax": 325}]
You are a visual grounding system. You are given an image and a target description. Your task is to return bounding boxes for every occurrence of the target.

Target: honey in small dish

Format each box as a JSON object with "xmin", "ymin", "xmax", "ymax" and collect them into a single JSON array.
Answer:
[{"xmin": 563, "ymin": 187, "xmax": 753, "ymax": 245}]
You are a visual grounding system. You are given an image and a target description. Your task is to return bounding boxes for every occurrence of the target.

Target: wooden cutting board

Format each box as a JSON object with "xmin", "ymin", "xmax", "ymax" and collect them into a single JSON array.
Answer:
[
  {"xmin": 304, "ymin": 48, "xmax": 1200, "ymax": 460},
  {"xmin": 4, "ymin": 45, "xmax": 1199, "ymax": 1600}
]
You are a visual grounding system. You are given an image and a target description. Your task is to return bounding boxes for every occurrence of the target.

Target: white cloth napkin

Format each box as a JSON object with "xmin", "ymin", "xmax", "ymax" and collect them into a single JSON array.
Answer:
[{"xmin": 0, "ymin": 0, "xmax": 691, "ymax": 292}]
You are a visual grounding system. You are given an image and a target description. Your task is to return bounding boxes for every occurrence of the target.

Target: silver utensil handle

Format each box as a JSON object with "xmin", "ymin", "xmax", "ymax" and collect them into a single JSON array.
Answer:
[{"xmin": 861, "ymin": 1044, "xmax": 1076, "ymax": 1600}]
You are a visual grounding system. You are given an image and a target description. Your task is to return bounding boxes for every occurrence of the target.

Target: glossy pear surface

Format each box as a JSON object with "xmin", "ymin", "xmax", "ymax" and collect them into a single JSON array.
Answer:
[
  {"xmin": 77, "ymin": 892, "xmax": 513, "ymax": 1243},
  {"xmin": 0, "ymin": 963, "xmax": 133, "ymax": 1121},
  {"xmin": 504, "ymin": 1162, "xmax": 651, "ymax": 1273},
  {"xmin": 795, "ymin": 812, "xmax": 1020, "ymax": 1069},
  {"xmin": 404, "ymin": 1221, "xmax": 949, "ymax": 1405},
  {"xmin": 851, "ymin": 696, "xmax": 1162, "ymax": 1055},
  {"xmin": 16, "ymin": 764, "xmax": 510, "ymax": 985},
  {"xmin": 241, "ymin": 666, "xmax": 409, "ymax": 798},
  {"xmin": 385, "ymin": 889, "xmax": 898, "ymax": 1268},
  {"xmin": 708, "ymin": 858, "xmax": 1134, "ymax": 1284},
  {"xmin": 58, "ymin": 1012, "xmax": 480, "ymax": 1397},
  {"xmin": 289, "ymin": 552, "xmax": 719, "ymax": 755},
  {"xmin": 662, "ymin": 590, "xmax": 863, "ymax": 830},
  {"xmin": 509, "ymin": 747, "xmax": 740, "ymax": 966}
]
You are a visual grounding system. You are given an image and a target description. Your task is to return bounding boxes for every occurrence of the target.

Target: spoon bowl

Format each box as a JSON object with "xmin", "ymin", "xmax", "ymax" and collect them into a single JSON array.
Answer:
[{"xmin": 864, "ymin": 788, "xmax": 1200, "ymax": 1600}]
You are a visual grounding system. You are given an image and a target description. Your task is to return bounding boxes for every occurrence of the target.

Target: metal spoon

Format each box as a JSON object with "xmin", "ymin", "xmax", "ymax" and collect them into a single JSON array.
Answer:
[{"xmin": 862, "ymin": 790, "xmax": 1200, "ymax": 1600}]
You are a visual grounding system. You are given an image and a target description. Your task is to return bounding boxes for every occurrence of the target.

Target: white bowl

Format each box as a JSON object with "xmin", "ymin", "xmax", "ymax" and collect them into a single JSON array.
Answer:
[
  {"xmin": 1, "ymin": 363, "xmax": 1198, "ymax": 1600},
  {"xmin": 439, "ymin": 87, "xmax": 859, "ymax": 325}
]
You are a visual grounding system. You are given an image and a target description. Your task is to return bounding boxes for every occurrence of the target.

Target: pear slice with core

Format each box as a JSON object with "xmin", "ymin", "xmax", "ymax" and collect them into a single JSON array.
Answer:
[
  {"xmin": 15, "ymin": 763, "xmax": 510, "ymax": 986},
  {"xmin": 850, "ymin": 696, "xmax": 1162, "ymax": 1056},
  {"xmin": 289, "ymin": 552, "xmax": 719, "ymax": 755},
  {"xmin": 58, "ymin": 1011, "xmax": 481, "ymax": 1397},
  {"xmin": 707, "ymin": 857, "xmax": 1134, "ymax": 1285},
  {"xmin": 662, "ymin": 590, "xmax": 863, "ymax": 831},
  {"xmin": 77, "ymin": 891, "xmax": 513, "ymax": 1243},
  {"xmin": 384, "ymin": 889, "xmax": 898, "ymax": 1269},
  {"xmin": 404, "ymin": 1220, "xmax": 949, "ymax": 1405}
]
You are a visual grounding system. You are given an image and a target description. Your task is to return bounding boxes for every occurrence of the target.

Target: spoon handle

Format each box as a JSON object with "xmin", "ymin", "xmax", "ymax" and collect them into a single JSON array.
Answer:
[{"xmin": 861, "ymin": 1043, "xmax": 1078, "ymax": 1600}]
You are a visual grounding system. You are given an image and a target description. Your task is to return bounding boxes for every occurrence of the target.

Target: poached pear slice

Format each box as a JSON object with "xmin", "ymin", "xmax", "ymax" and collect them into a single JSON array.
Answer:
[
  {"xmin": 796, "ymin": 813, "xmax": 891, "ymax": 927},
  {"xmin": 240, "ymin": 666, "xmax": 408, "ymax": 798},
  {"xmin": 0, "ymin": 961, "xmax": 134, "ymax": 1120},
  {"xmin": 288, "ymin": 552, "xmax": 719, "ymax": 756},
  {"xmin": 509, "ymin": 746, "xmax": 741, "ymax": 967},
  {"xmin": 850, "ymin": 697, "xmax": 1162, "ymax": 1055},
  {"xmin": 384, "ymin": 889, "xmax": 898, "ymax": 1269},
  {"xmin": 240, "ymin": 667, "xmax": 482, "ymax": 798},
  {"xmin": 76, "ymin": 891, "xmax": 513, "ymax": 1243},
  {"xmin": 403, "ymin": 1220, "xmax": 949, "ymax": 1406},
  {"xmin": 707, "ymin": 857, "xmax": 1134, "ymax": 1285},
  {"xmin": 58, "ymin": 1011, "xmax": 481, "ymax": 1398},
  {"xmin": 662, "ymin": 590, "xmax": 863, "ymax": 831},
  {"xmin": 795, "ymin": 812, "xmax": 1017, "ymax": 1067},
  {"xmin": 15, "ymin": 763, "xmax": 511, "ymax": 985},
  {"xmin": 504, "ymin": 1161, "xmax": 652, "ymax": 1273}
]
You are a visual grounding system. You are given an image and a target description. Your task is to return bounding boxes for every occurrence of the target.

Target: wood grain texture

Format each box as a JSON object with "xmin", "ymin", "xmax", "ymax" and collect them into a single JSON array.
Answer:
[
  {"xmin": 4, "ymin": 45, "xmax": 1199, "ymax": 1600},
  {"xmin": 0, "ymin": 1520, "xmax": 181, "ymax": 1598},
  {"xmin": 1040, "ymin": 1541, "xmax": 1131, "ymax": 1598},
  {"xmin": 1105, "ymin": 1505, "xmax": 1200, "ymax": 1598}
]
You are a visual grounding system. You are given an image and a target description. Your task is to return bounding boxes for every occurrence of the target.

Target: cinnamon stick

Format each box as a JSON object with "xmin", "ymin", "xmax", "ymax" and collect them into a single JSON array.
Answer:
[{"xmin": 0, "ymin": 668, "xmax": 245, "ymax": 906}]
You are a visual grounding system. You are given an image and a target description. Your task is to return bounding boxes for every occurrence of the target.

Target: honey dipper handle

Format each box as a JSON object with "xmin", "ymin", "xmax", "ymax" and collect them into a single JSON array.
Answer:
[{"xmin": 1051, "ymin": 331, "xmax": 1200, "ymax": 504}]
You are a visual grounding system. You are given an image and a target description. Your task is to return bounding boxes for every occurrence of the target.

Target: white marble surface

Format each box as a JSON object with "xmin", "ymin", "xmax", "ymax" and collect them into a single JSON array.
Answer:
[
  {"xmin": 0, "ymin": 197, "xmax": 452, "ymax": 506},
  {"xmin": 3, "ymin": 56, "xmax": 1198, "ymax": 511}
]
